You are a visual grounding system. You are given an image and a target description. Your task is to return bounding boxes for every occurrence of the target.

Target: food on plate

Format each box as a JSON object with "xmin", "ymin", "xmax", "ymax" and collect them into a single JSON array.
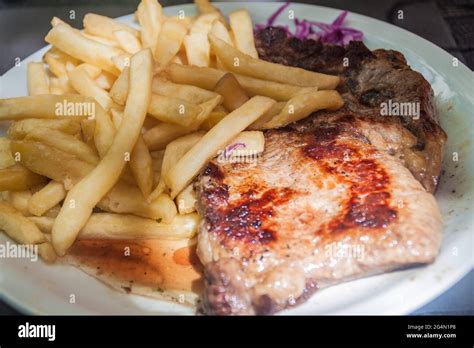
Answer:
[{"xmin": 0, "ymin": 0, "xmax": 446, "ymax": 314}]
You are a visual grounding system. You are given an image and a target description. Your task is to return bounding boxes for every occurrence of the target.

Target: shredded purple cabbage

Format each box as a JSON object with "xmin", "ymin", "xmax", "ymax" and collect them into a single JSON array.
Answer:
[
  {"xmin": 224, "ymin": 143, "xmax": 246, "ymax": 158},
  {"xmin": 256, "ymin": 2, "xmax": 363, "ymax": 46}
]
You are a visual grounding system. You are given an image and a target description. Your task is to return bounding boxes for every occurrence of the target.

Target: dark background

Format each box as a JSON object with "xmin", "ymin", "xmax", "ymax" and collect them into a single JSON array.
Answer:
[{"xmin": 0, "ymin": 0, "xmax": 473, "ymax": 315}]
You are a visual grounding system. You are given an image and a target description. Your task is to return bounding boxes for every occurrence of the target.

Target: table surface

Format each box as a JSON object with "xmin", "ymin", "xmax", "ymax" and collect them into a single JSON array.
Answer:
[{"xmin": 0, "ymin": 0, "xmax": 472, "ymax": 315}]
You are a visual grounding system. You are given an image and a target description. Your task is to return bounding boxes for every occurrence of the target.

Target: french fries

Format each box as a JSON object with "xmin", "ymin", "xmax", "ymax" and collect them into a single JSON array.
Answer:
[
  {"xmin": 184, "ymin": 33, "xmax": 211, "ymax": 67},
  {"xmin": 45, "ymin": 23, "xmax": 124, "ymax": 75},
  {"xmin": 0, "ymin": 138, "xmax": 16, "ymax": 169},
  {"xmin": 261, "ymin": 90, "xmax": 344, "ymax": 129},
  {"xmin": 154, "ymin": 19, "xmax": 187, "ymax": 65},
  {"xmin": 176, "ymin": 184, "xmax": 197, "ymax": 214},
  {"xmin": 153, "ymin": 77, "xmax": 218, "ymax": 104},
  {"xmin": 68, "ymin": 65, "xmax": 113, "ymax": 110},
  {"xmin": 114, "ymin": 29, "xmax": 142, "ymax": 54},
  {"xmin": 148, "ymin": 95, "xmax": 202, "ymax": 127},
  {"xmin": 0, "ymin": 94, "xmax": 96, "ymax": 120},
  {"xmin": 130, "ymin": 136, "xmax": 154, "ymax": 198},
  {"xmin": 136, "ymin": 0, "xmax": 163, "ymax": 51},
  {"xmin": 209, "ymin": 34, "xmax": 340, "ymax": 89},
  {"xmin": 213, "ymin": 73, "xmax": 249, "ymax": 111},
  {"xmin": 28, "ymin": 181, "xmax": 66, "ymax": 217},
  {"xmin": 52, "ymin": 49, "xmax": 153, "ymax": 255},
  {"xmin": 0, "ymin": 201, "xmax": 45, "ymax": 244},
  {"xmin": 229, "ymin": 9, "xmax": 258, "ymax": 58},
  {"xmin": 8, "ymin": 190, "xmax": 33, "ymax": 216},
  {"xmin": 165, "ymin": 96, "xmax": 275, "ymax": 197},
  {"xmin": 109, "ymin": 66, "xmax": 129, "ymax": 105},
  {"xmin": 0, "ymin": 165, "xmax": 47, "ymax": 192},
  {"xmin": 31, "ymin": 212, "xmax": 199, "ymax": 240},
  {"xmin": 194, "ymin": 0, "xmax": 220, "ymax": 14},
  {"xmin": 83, "ymin": 13, "xmax": 140, "ymax": 41},
  {"xmin": 27, "ymin": 62, "xmax": 50, "ymax": 95},
  {"xmin": 25, "ymin": 128, "xmax": 99, "ymax": 165},
  {"xmin": 165, "ymin": 64, "xmax": 316, "ymax": 101},
  {"xmin": 7, "ymin": 119, "xmax": 81, "ymax": 140}
]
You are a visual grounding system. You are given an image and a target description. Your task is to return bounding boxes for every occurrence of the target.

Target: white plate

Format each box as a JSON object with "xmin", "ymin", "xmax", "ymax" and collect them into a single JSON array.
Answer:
[{"xmin": 0, "ymin": 2, "xmax": 473, "ymax": 315}]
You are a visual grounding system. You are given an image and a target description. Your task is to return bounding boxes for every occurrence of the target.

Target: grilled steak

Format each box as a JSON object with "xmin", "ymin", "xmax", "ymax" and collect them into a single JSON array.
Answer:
[{"xmin": 196, "ymin": 28, "xmax": 445, "ymax": 315}]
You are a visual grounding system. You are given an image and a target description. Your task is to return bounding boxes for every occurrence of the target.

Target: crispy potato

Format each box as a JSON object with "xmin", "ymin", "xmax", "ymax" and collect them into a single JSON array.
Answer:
[
  {"xmin": 111, "ymin": 53, "xmax": 132, "ymax": 72},
  {"xmin": 154, "ymin": 19, "xmax": 187, "ymax": 66},
  {"xmin": 25, "ymin": 128, "xmax": 99, "ymax": 165},
  {"xmin": 262, "ymin": 90, "xmax": 344, "ymax": 128},
  {"xmin": 27, "ymin": 216, "xmax": 54, "ymax": 233},
  {"xmin": 10, "ymin": 140, "xmax": 93, "ymax": 189},
  {"xmin": 32, "ymin": 212, "xmax": 198, "ymax": 240},
  {"xmin": 82, "ymin": 32, "xmax": 121, "ymax": 48},
  {"xmin": 28, "ymin": 181, "xmax": 66, "ymax": 217},
  {"xmin": 52, "ymin": 49, "xmax": 153, "ymax": 256},
  {"xmin": 114, "ymin": 29, "xmax": 142, "ymax": 54},
  {"xmin": 0, "ymin": 138, "xmax": 16, "ymax": 169},
  {"xmin": 165, "ymin": 96, "xmax": 275, "ymax": 197},
  {"xmin": 81, "ymin": 119, "xmax": 96, "ymax": 147},
  {"xmin": 184, "ymin": 33, "xmax": 211, "ymax": 67},
  {"xmin": 0, "ymin": 94, "xmax": 96, "ymax": 121},
  {"xmin": 110, "ymin": 108, "xmax": 124, "ymax": 129},
  {"xmin": 0, "ymin": 201, "xmax": 45, "ymax": 245},
  {"xmin": 68, "ymin": 66, "xmax": 113, "ymax": 110},
  {"xmin": 194, "ymin": 0, "xmax": 221, "ymax": 14},
  {"xmin": 27, "ymin": 62, "xmax": 50, "ymax": 95},
  {"xmin": 209, "ymin": 34, "xmax": 340, "ymax": 89},
  {"xmin": 43, "ymin": 47, "xmax": 80, "ymax": 77},
  {"xmin": 143, "ymin": 95, "xmax": 222, "ymax": 150},
  {"xmin": 38, "ymin": 242, "xmax": 57, "ymax": 263},
  {"xmin": 95, "ymin": 71, "xmax": 116, "ymax": 91},
  {"xmin": 148, "ymin": 94, "xmax": 202, "ymax": 127},
  {"xmin": 130, "ymin": 136, "xmax": 154, "ymax": 198},
  {"xmin": 248, "ymin": 101, "xmax": 285, "ymax": 129},
  {"xmin": 149, "ymin": 131, "xmax": 204, "ymax": 202},
  {"xmin": 199, "ymin": 110, "xmax": 227, "ymax": 130},
  {"xmin": 153, "ymin": 77, "xmax": 218, "ymax": 104},
  {"xmin": 211, "ymin": 20, "xmax": 234, "ymax": 46},
  {"xmin": 229, "ymin": 9, "xmax": 258, "ymax": 58},
  {"xmin": 45, "ymin": 23, "xmax": 124, "ymax": 75},
  {"xmin": 213, "ymin": 73, "xmax": 249, "ymax": 111},
  {"xmin": 109, "ymin": 66, "xmax": 129, "ymax": 105},
  {"xmin": 8, "ymin": 190, "xmax": 33, "ymax": 216},
  {"xmin": 83, "ymin": 13, "xmax": 139, "ymax": 40},
  {"xmin": 136, "ymin": 0, "xmax": 163, "ymax": 51},
  {"xmin": 176, "ymin": 184, "xmax": 197, "ymax": 214},
  {"xmin": 93, "ymin": 106, "xmax": 116, "ymax": 158},
  {"xmin": 165, "ymin": 63, "xmax": 315, "ymax": 101},
  {"xmin": 0, "ymin": 164, "xmax": 47, "ymax": 192},
  {"xmin": 8, "ymin": 119, "xmax": 81, "ymax": 140}
]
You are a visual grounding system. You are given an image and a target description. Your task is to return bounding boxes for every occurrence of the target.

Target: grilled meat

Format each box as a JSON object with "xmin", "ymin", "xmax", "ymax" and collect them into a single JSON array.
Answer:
[{"xmin": 196, "ymin": 28, "xmax": 445, "ymax": 315}]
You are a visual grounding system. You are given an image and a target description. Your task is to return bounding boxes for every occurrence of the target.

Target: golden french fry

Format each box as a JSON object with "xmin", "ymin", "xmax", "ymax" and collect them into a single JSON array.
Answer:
[
  {"xmin": 154, "ymin": 19, "xmax": 187, "ymax": 66},
  {"xmin": 211, "ymin": 20, "xmax": 234, "ymax": 46},
  {"xmin": 0, "ymin": 138, "xmax": 16, "ymax": 169},
  {"xmin": 143, "ymin": 95, "xmax": 222, "ymax": 150},
  {"xmin": 10, "ymin": 140, "xmax": 94, "ymax": 189},
  {"xmin": 136, "ymin": 0, "xmax": 163, "ymax": 50},
  {"xmin": 165, "ymin": 96, "xmax": 275, "ymax": 197},
  {"xmin": 8, "ymin": 119, "xmax": 81, "ymax": 140},
  {"xmin": 164, "ymin": 63, "xmax": 315, "ymax": 101},
  {"xmin": 95, "ymin": 71, "xmax": 116, "ymax": 90},
  {"xmin": 213, "ymin": 73, "xmax": 249, "ymax": 111},
  {"xmin": 248, "ymin": 101, "xmax": 285, "ymax": 129},
  {"xmin": 52, "ymin": 49, "xmax": 153, "ymax": 256},
  {"xmin": 176, "ymin": 184, "xmax": 197, "ymax": 214},
  {"xmin": 148, "ymin": 95, "xmax": 202, "ymax": 127},
  {"xmin": 38, "ymin": 242, "xmax": 57, "ymax": 263},
  {"xmin": 0, "ymin": 94, "xmax": 97, "ymax": 121},
  {"xmin": 184, "ymin": 33, "xmax": 211, "ymax": 67},
  {"xmin": 68, "ymin": 66, "xmax": 113, "ymax": 110},
  {"xmin": 83, "ymin": 13, "xmax": 140, "ymax": 40},
  {"xmin": 27, "ymin": 62, "xmax": 50, "ymax": 95},
  {"xmin": 209, "ymin": 34, "xmax": 340, "ymax": 89},
  {"xmin": 25, "ymin": 128, "xmax": 99, "ymax": 165},
  {"xmin": 149, "ymin": 131, "xmax": 204, "ymax": 202},
  {"xmin": 93, "ymin": 106, "xmax": 116, "ymax": 158},
  {"xmin": 80, "ymin": 119, "xmax": 96, "ymax": 147},
  {"xmin": 31, "ymin": 212, "xmax": 198, "ymax": 240},
  {"xmin": 194, "ymin": 0, "xmax": 221, "ymax": 14},
  {"xmin": 28, "ymin": 216, "xmax": 54, "ymax": 233},
  {"xmin": 262, "ymin": 90, "xmax": 344, "ymax": 129},
  {"xmin": 0, "ymin": 165, "xmax": 47, "ymax": 192},
  {"xmin": 8, "ymin": 190, "xmax": 33, "ymax": 216},
  {"xmin": 109, "ymin": 66, "xmax": 129, "ymax": 105},
  {"xmin": 82, "ymin": 32, "xmax": 121, "ymax": 48},
  {"xmin": 153, "ymin": 77, "xmax": 219, "ymax": 104},
  {"xmin": 43, "ymin": 47, "xmax": 80, "ymax": 77},
  {"xmin": 199, "ymin": 110, "xmax": 228, "ymax": 130},
  {"xmin": 229, "ymin": 9, "xmax": 258, "ymax": 58},
  {"xmin": 0, "ymin": 201, "xmax": 45, "ymax": 245},
  {"xmin": 28, "ymin": 181, "xmax": 66, "ymax": 217},
  {"xmin": 110, "ymin": 108, "xmax": 123, "ymax": 129},
  {"xmin": 130, "ymin": 136, "xmax": 154, "ymax": 198},
  {"xmin": 45, "ymin": 23, "xmax": 124, "ymax": 75},
  {"xmin": 113, "ymin": 29, "xmax": 142, "ymax": 54}
]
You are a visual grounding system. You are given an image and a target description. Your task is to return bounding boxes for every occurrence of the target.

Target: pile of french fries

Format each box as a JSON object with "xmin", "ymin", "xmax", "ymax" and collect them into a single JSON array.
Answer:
[{"xmin": 0, "ymin": 0, "xmax": 344, "ymax": 261}]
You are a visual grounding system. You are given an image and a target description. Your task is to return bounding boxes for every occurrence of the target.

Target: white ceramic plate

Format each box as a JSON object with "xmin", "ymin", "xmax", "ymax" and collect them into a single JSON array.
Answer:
[{"xmin": 0, "ymin": 2, "xmax": 473, "ymax": 315}]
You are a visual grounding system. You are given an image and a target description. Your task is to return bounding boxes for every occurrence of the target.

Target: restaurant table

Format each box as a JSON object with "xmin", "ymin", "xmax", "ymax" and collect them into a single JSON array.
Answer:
[{"xmin": 0, "ymin": 0, "xmax": 472, "ymax": 315}]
